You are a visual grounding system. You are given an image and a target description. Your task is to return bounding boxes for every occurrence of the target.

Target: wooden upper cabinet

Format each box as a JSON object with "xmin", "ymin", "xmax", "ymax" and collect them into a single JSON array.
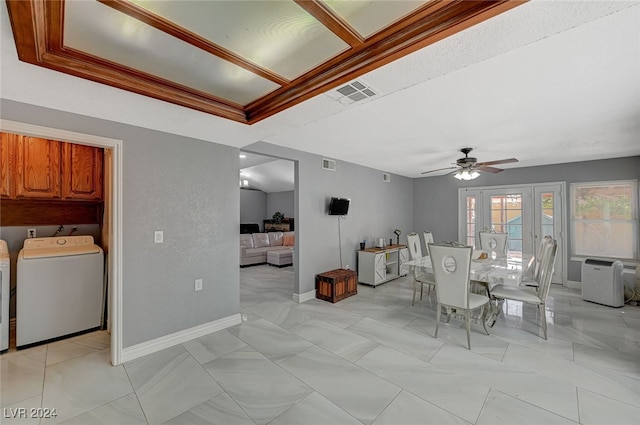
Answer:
[
  {"xmin": 15, "ymin": 135, "xmax": 62, "ymax": 199},
  {"xmin": 61, "ymin": 142, "xmax": 103, "ymax": 200},
  {"xmin": 0, "ymin": 132, "xmax": 104, "ymax": 201},
  {"xmin": 1, "ymin": 132, "xmax": 16, "ymax": 198}
]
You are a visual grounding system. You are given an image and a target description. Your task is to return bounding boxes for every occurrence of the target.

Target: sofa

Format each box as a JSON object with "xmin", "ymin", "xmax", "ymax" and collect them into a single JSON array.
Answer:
[{"xmin": 240, "ymin": 231, "xmax": 295, "ymax": 267}]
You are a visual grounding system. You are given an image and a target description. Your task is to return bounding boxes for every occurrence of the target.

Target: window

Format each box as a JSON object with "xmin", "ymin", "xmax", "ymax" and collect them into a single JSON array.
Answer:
[{"xmin": 571, "ymin": 181, "xmax": 638, "ymax": 260}]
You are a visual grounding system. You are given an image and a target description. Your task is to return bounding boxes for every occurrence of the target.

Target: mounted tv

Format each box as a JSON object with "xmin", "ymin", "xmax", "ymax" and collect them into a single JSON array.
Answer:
[{"xmin": 328, "ymin": 197, "xmax": 350, "ymax": 216}]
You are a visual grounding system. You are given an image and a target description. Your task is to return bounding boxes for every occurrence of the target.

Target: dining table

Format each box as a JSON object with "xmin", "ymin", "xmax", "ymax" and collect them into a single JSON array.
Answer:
[{"xmin": 404, "ymin": 252, "xmax": 534, "ymax": 326}]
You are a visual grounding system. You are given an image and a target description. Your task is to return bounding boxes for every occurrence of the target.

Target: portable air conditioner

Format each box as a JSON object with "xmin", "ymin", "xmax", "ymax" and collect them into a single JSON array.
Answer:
[{"xmin": 581, "ymin": 259, "xmax": 624, "ymax": 307}]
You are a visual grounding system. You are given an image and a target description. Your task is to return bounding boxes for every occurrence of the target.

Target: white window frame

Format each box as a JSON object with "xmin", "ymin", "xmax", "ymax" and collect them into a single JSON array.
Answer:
[{"xmin": 570, "ymin": 180, "xmax": 638, "ymax": 262}]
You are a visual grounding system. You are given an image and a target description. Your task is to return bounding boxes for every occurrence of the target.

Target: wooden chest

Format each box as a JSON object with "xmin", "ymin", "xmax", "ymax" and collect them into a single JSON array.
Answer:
[{"xmin": 316, "ymin": 269, "xmax": 358, "ymax": 303}]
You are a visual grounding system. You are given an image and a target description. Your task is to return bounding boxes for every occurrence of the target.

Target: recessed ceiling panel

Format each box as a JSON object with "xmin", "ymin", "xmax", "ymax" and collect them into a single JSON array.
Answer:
[
  {"xmin": 324, "ymin": 0, "xmax": 430, "ymax": 38},
  {"xmin": 129, "ymin": 0, "xmax": 350, "ymax": 80},
  {"xmin": 8, "ymin": 0, "xmax": 525, "ymax": 123},
  {"xmin": 64, "ymin": 1, "xmax": 280, "ymax": 105}
]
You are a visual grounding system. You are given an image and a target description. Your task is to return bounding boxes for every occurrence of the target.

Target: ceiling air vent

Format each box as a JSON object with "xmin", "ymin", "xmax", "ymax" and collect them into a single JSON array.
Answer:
[
  {"xmin": 322, "ymin": 158, "xmax": 336, "ymax": 171},
  {"xmin": 326, "ymin": 80, "xmax": 378, "ymax": 106},
  {"xmin": 382, "ymin": 173, "xmax": 391, "ymax": 183}
]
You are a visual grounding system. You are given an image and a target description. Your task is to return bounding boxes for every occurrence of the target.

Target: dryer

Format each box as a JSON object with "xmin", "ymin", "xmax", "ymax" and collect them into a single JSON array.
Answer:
[
  {"xmin": 17, "ymin": 236, "xmax": 104, "ymax": 348},
  {"xmin": 0, "ymin": 240, "xmax": 10, "ymax": 352}
]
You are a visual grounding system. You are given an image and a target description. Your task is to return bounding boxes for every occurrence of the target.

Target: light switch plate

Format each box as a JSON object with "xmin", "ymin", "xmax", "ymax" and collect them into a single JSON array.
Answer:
[
  {"xmin": 195, "ymin": 278, "xmax": 203, "ymax": 291},
  {"xmin": 154, "ymin": 231, "xmax": 163, "ymax": 243}
]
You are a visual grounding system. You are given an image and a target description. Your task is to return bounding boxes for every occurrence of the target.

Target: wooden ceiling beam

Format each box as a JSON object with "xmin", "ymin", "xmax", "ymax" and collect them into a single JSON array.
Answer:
[
  {"xmin": 294, "ymin": 0, "xmax": 364, "ymax": 47},
  {"xmin": 98, "ymin": 0, "xmax": 290, "ymax": 87},
  {"xmin": 5, "ymin": 0, "xmax": 527, "ymax": 125},
  {"xmin": 247, "ymin": 0, "xmax": 526, "ymax": 123}
]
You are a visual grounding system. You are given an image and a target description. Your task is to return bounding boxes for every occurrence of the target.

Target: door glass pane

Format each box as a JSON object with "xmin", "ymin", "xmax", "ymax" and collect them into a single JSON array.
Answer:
[
  {"xmin": 541, "ymin": 192, "xmax": 555, "ymax": 237},
  {"xmin": 466, "ymin": 196, "xmax": 476, "ymax": 247},
  {"xmin": 490, "ymin": 194, "xmax": 523, "ymax": 255}
]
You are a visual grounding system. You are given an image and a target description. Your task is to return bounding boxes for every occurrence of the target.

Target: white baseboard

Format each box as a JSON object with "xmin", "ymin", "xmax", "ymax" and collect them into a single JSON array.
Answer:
[
  {"xmin": 565, "ymin": 280, "xmax": 581, "ymax": 290},
  {"xmin": 293, "ymin": 289, "xmax": 315, "ymax": 303},
  {"xmin": 121, "ymin": 313, "xmax": 241, "ymax": 363}
]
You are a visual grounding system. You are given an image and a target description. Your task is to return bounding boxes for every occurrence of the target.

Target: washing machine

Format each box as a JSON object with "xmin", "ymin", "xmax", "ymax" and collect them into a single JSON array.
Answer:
[
  {"xmin": 17, "ymin": 236, "xmax": 104, "ymax": 348},
  {"xmin": 1, "ymin": 240, "xmax": 10, "ymax": 352}
]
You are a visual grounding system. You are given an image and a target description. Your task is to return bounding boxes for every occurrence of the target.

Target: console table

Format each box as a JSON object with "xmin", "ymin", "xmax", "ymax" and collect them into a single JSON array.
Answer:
[
  {"xmin": 357, "ymin": 244, "xmax": 409, "ymax": 287},
  {"xmin": 263, "ymin": 218, "xmax": 294, "ymax": 232}
]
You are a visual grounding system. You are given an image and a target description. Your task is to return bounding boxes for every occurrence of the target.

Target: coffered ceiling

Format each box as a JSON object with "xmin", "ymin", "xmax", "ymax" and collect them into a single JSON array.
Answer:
[
  {"xmin": 6, "ymin": 0, "xmax": 523, "ymax": 124},
  {"xmin": 2, "ymin": 1, "xmax": 639, "ymax": 180}
]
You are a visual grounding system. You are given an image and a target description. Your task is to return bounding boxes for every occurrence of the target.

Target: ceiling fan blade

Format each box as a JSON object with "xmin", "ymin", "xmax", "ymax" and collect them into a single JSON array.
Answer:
[
  {"xmin": 421, "ymin": 166, "xmax": 458, "ymax": 175},
  {"xmin": 475, "ymin": 158, "xmax": 518, "ymax": 167},
  {"xmin": 476, "ymin": 165, "xmax": 504, "ymax": 174}
]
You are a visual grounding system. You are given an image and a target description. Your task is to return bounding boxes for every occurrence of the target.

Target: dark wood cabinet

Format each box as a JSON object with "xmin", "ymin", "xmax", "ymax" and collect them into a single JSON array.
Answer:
[{"xmin": 263, "ymin": 218, "xmax": 294, "ymax": 232}]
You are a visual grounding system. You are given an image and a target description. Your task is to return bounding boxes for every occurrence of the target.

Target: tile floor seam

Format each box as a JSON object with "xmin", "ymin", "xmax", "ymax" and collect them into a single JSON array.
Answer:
[
  {"xmin": 489, "ymin": 387, "xmax": 581, "ymax": 424},
  {"xmin": 279, "ymin": 343, "xmax": 403, "ymax": 423},
  {"xmin": 574, "ymin": 386, "xmax": 582, "ymax": 425},
  {"xmin": 474, "ymin": 384, "xmax": 493, "ymax": 425},
  {"xmin": 187, "ymin": 343, "xmax": 260, "ymax": 424},
  {"xmin": 121, "ymin": 357, "xmax": 150, "ymax": 425}
]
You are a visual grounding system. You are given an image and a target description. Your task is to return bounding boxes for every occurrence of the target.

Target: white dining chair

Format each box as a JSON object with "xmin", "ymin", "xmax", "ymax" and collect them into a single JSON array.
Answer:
[
  {"xmin": 406, "ymin": 232, "xmax": 436, "ymax": 305},
  {"xmin": 520, "ymin": 235, "xmax": 553, "ymax": 288},
  {"xmin": 429, "ymin": 242, "xmax": 490, "ymax": 349},
  {"xmin": 489, "ymin": 239, "xmax": 558, "ymax": 339},
  {"xmin": 478, "ymin": 231, "xmax": 508, "ymax": 255},
  {"xmin": 422, "ymin": 230, "xmax": 434, "ymax": 256}
]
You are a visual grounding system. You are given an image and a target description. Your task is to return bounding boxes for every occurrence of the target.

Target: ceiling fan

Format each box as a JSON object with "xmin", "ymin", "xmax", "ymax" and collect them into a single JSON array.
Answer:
[{"xmin": 421, "ymin": 148, "xmax": 518, "ymax": 179}]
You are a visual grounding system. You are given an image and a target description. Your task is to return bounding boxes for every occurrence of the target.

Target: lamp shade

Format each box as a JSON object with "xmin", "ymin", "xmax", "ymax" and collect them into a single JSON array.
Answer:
[{"xmin": 453, "ymin": 169, "xmax": 480, "ymax": 180}]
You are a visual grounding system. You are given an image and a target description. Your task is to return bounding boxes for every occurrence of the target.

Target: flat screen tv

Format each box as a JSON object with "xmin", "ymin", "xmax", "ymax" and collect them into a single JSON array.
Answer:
[{"xmin": 328, "ymin": 197, "xmax": 350, "ymax": 215}]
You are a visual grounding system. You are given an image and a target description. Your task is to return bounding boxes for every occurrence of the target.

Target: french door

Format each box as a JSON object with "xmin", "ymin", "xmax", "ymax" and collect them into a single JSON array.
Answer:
[
  {"xmin": 459, "ymin": 183, "xmax": 565, "ymax": 284},
  {"xmin": 533, "ymin": 184, "xmax": 564, "ymax": 284}
]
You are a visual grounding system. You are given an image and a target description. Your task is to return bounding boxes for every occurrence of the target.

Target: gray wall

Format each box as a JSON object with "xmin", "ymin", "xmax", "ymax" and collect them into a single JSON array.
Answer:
[
  {"xmin": 267, "ymin": 191, "xmax": 294, "ymax": 219},
  {"xmin": 1, "ymin": 99, "xmax": 240, "ymax": 348},
  {"xmin": 413, "ymin": 156, "xmax": 640, "ymax": 282},
  {"xmin": 243, "ymin": 142, "xmax": 414, "ymax": 296},
  {"xmin": 239, "ymin": 189, "xmax": 295, "ymax": 232},
  {"xmin": 240, "ymin": 189, "xmax": 267, "ymax": 231}
]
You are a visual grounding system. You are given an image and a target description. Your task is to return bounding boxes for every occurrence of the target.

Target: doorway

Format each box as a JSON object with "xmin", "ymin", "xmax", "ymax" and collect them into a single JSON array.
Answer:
[
  {"xmin": 239, "ymin": 150, "xmax": 298, "ymax": 298},
  {"xmin": 0, "ymin": 119, "xmax": 123, "ymax": 364}
]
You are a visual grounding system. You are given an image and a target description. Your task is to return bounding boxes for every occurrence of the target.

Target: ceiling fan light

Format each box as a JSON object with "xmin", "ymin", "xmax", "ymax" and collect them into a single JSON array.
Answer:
[{"xmin": 454, "ymin": 169, "xmax": 480, "ymax": 180}]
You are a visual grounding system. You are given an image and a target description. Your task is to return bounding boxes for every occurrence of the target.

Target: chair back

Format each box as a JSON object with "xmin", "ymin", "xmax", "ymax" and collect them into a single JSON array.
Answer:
[
  {"xmin": 536, "ymin": 239, "xmax": 557, "ymax": 301},
  {"xmin": 429, "ymin": 243, "xmax": 473, "ymax": 309},
  {"xmin": 423, "ymin": 231, "xmax": 434, "ymax": 256},
  {"xmin": 406, "ymin": 232, "xmax": 422, "ymax": 260},
  {"xmin": 479, "ymin": 231, "xmax": 508, "ymax": 254},
  {"xmin": 533, "ymin": 235, "xmax": 553, "ymax": 280}
]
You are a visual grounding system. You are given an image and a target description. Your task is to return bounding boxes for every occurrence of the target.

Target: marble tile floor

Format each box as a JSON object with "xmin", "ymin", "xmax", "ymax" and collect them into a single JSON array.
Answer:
[{"xmin": 2, "ymin": 264, "xmax": 640, "ymax": 424}]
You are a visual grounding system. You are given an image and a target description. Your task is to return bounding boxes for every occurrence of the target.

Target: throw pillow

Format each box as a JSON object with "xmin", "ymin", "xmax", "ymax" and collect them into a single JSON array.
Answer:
[
  {"xmin": 253, "ymin": 233, "xmax": 270, "ymax": 248},
  {"xmin": 283, "ymin": 233, "xmax": 295, "ymax": 246}
]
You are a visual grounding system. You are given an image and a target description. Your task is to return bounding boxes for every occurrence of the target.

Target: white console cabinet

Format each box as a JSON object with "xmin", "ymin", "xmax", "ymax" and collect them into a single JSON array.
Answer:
[{"xmin": 358, "ymin": 245, "xmax": 408, "ymax": 287}]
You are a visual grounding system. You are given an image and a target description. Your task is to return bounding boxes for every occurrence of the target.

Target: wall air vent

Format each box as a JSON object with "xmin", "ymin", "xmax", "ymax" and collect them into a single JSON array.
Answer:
[
  {"xmin": 326, "ymin": 80, "xmax": 378, "ymax": 106},
  {"xmin": 322, "ymin": 158, "xmax": 336, "ymax": 171},
  {"xmin": 382, "ymin": 173, "xmax": 391, "ymax": 183}
]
